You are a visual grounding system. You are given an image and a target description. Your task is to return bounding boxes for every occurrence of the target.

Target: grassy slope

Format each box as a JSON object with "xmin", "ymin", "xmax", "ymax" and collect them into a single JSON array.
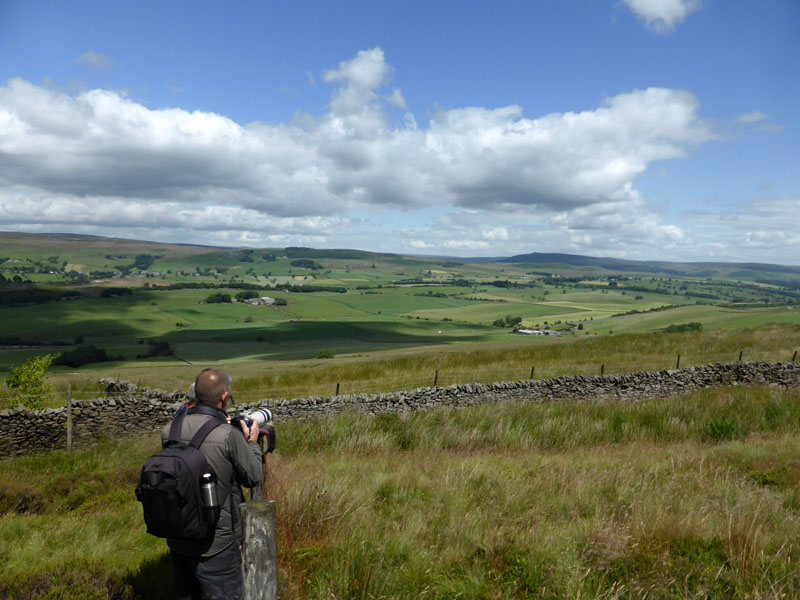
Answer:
[
  {"xmin": 4, "ymin": 386, "xmax": 800, "ymax": 598},
  {"xmin": 3, "ymin": 320, "xmax": 799, "ymax": 407}
]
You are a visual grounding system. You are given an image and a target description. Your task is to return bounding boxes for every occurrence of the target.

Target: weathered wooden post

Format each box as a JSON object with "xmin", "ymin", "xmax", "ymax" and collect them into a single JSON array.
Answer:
[
  {"xmin": 738, "ymin": 350, "xmax": 743, "ymax": 362},
  {"xmin": 793, "ymin": 350, "xmax": 797, "ymax": 362},
  {"xmin": 66, "ymin": 386, "xmax": 73, "ymax": 453},
  {"xmin": 600, "ymin": 364, "xmax": 605, "ymax": 375},
  {"xmin": 335, "ymin": 382, "xmax": 340, "ymax": 396},
  {"xmin": 242, "ymin": 443, "xmax": 278, "ymax": 600},
  {"xmin": 241, "ymin": 500, "xmax": 278, "ymax": 600},
  {"xmin": 676, "ymin": 354, "xmax": 681, "ymax": 369},
  {"xmin": 529, "ymin": 366, "xmax": 535, "ymax": 380},
  {"xmin": 433, "ymin": 369, "xmax": 439, "ymax": 386}
]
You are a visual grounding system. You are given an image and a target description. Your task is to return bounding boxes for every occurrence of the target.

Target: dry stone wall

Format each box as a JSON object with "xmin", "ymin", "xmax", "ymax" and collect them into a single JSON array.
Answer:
[{"xmin": 2, "ymin": 361, "xmax": 799, "ymax": 458}]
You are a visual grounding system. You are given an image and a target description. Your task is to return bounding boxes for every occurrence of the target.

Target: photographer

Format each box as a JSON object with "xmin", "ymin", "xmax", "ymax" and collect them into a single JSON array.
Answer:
[{"xmin": 161, "ymin": 368, "xmax": 263, "ymax": 600}]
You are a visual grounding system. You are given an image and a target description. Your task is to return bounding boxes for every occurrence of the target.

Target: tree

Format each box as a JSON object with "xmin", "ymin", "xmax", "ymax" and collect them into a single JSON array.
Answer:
[
  {"xmin": 206, "ymin": 292, "xmax": 232, "ymax": 303},
  {"xmin": 5, "ymin": 354, "xmax": 55, "ymax": 409},
  {"xmin": 235, "ymin": 290, "xmax": 260, "ymax": 301}
]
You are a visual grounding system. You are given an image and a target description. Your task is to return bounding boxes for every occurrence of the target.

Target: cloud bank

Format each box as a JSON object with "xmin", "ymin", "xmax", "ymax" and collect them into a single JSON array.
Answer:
[{"xmin": 0, "ymin": 47, "xmax": 727, "ymax": 257}]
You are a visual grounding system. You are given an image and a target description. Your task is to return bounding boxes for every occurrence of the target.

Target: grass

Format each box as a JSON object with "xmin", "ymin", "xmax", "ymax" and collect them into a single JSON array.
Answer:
[{"xmin": 4, "ymin": 386, "xmax": 800, "ymax": 598}]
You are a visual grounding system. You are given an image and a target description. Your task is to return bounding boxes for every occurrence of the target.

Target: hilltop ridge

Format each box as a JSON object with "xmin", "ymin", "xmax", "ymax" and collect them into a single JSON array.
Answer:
[{"xmin": 3, "ymin": 231, "xmax": 800, "ymax": 278}]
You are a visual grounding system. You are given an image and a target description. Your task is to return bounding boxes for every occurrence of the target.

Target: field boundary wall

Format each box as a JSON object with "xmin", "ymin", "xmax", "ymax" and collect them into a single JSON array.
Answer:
[{"xmin": 2, "ymin": 361, "xmax": 800, "ymax": 457}]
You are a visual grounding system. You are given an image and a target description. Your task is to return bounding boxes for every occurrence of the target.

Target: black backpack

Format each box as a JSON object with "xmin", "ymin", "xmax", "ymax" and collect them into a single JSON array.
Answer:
[{"xmin": 135, "ymin": 413, "xmax": 224, "ymax": 540}]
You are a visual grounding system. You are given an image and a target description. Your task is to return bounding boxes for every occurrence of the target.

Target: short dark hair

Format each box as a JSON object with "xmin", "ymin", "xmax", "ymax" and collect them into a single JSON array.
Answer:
[{"xmin": 193, "ymin": 368, "xmax": 232, "ymax": 406}]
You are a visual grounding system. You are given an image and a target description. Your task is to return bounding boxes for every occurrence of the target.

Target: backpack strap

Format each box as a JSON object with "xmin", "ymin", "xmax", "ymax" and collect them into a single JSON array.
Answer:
[
  {"xmin": 167, "ymin": 412, "xmax": 186, "ymax": 443},
  {"xmin": 189, "ymin": 417, "xmax": 225, "ymax": 449},
  {"xmin": 166, "ymin": 412, "xmax": 225, "ymax": 447}
]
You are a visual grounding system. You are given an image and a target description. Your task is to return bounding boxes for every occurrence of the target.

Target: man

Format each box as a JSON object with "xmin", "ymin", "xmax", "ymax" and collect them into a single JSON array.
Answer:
[
  {"xmin": 162, "ymin": 368, "xmax": 263, "ymax": 600},
  {"xmin": 174, "ymin": 382, "xmax": 197, "ymax": 419}
]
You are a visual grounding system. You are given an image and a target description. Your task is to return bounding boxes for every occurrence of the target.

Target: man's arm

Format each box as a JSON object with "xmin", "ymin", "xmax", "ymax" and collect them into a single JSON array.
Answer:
[{"xmin": 226, "ymin": 428, "xmax": 264, "ymax": 488}]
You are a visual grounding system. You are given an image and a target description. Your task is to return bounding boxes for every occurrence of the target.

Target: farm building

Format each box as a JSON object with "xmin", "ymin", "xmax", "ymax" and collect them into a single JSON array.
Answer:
[
  {"xmin": 244, "ymin": 296, "xmax": 277, "ymax": 306},
  {"xmin": 515, "ymin": 329, "xmax": 561, "ymax": 336}
]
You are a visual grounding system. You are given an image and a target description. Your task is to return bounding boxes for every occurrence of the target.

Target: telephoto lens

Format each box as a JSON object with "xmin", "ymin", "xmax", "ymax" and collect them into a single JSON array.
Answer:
[
  {"xmin": 199, "ymin": 472, "xmax": 220, "ymax": 526},
  {"xmin": 248, "ymin": 408, "xmax": 273, "ymax": 426},
  {"xmin": 249, "ymin": 408, "xmax": 276, "ymax": 453}
]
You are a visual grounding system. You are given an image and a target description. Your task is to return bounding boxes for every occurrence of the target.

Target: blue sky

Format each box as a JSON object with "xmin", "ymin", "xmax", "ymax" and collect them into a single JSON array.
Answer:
[{"xmin": 1, "ymin": 0, "xmax": 798, "ymax": 263}]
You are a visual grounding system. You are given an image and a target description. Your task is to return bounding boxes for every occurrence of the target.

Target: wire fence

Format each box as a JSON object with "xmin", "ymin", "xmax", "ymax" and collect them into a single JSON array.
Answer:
[{"xmin": 2, "ymin": 348, "xmax": 797, "ymax": 408}]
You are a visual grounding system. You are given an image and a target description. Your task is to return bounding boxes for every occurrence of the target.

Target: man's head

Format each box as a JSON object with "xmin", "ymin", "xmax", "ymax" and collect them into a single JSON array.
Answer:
[{"xmin": 193, "ymin": 368, "xmax": 232, "ymax": 408}]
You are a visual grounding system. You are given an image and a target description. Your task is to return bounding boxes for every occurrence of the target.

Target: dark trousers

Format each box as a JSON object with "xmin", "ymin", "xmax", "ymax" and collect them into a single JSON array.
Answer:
[{"xmin": 171, "ymin": 542, "xmax": 243, "ymax": 600}]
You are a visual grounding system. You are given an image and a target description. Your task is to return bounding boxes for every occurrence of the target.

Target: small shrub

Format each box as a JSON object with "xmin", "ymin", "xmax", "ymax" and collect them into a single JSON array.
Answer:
[
  {"xmin": 318, "ymin": 348, "xmax": 336, "ymax": 359},
  {"xmin": 5, "ymin": 354, "xmax": 55, "ymax": 409},
  {"xmin": 704, "ymin": 417, "xmax": 740, "ymax": 441}
]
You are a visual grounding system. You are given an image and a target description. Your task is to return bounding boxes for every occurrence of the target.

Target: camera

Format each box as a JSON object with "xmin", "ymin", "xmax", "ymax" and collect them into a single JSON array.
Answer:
[{"xmin": 230, "ymin": 408, "xmax": 276, "ymax": 453}]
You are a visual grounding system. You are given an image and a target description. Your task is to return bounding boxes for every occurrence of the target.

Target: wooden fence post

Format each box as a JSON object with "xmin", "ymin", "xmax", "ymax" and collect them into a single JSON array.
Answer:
[
  {"xmin": 66, "ymin": 386, "xmax": 72, "ymax": 453},
  {"xmin": 738, "ymin": 350, "xmax": 743, "ymax": 362},
  {"xmin": 241, "ymin": 500, "xmax": 278, "ymax": 600},
  {"xmin": 335, "ymin": 382, "xmax": 340, "ymax": 396},
  {"xmin": 600, "ymin": 364, "xmax": 604, "ymax": 375},
  {"xmin": 793, "ymin": 350, "xmax": 797, "ymax": 362},
  {"xmin": 434, "ymin": 370, "xmax": 439, "ymax": 386},
  {"xmin": 676, "ymin": 354, "xmax": 681, "ymax": 369},
  {"xmin": 529, "ymin": 366, "xmax": 535, "ymax": 380}
]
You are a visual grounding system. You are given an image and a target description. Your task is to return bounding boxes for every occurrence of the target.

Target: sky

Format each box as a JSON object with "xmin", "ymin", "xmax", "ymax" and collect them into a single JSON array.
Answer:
[{"xmin": 0, "ymin": 0, "xmax": 798, "ymax": 264}]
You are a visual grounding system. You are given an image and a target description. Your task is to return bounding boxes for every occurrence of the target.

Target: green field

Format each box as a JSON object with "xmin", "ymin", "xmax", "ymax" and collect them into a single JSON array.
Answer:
[{"xmin": 2, "ymin": 232, "xmax": 800, "ymax": 404}]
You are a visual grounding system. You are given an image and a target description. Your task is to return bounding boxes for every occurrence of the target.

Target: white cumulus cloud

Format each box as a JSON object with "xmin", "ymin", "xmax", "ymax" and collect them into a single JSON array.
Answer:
[
  {"xmin": 621, "ymin": 0, "xmax": 702, "ymax": 33},
  {"xmin": 482, "ymin": 227, "xmax": 509, "ymax": 241}
]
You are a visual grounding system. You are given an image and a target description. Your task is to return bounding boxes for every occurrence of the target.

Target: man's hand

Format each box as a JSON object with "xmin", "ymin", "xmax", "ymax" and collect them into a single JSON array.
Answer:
[{"xmin": 238, "ymin": 419, "xmax": 260, "ymax": 443}]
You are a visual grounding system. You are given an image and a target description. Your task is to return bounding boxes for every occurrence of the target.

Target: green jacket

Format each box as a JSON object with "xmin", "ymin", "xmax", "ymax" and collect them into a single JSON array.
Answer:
[{"xmin": 161, "ymin": 406, "xmax": 263, "ymax": 557}]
